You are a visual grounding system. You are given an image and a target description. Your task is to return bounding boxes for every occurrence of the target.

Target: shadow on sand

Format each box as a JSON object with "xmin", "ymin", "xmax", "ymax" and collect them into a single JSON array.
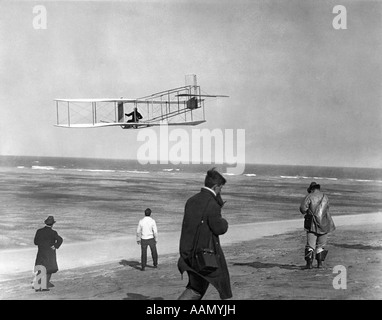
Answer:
[
  {"xmin": 123, "ymin": 293, "xmax": 164, "ymax": 300},
  {"xmin": 332, "ymin": 243, "xmax": 382, "ymax": 251},
  {"xmin": 233, "ymin": 261, "xmax": 304, "ymax": 270},
  {"xmin": 119, "ymin": 260, "xmax": 158, "ymax": 270},
  {"xmin": 119, "ymin": 260, "xmax": 165, "ymax": 300},
  {"xmin": 119, "ymin": 260, "xmax": 141, "ymax": 270}
]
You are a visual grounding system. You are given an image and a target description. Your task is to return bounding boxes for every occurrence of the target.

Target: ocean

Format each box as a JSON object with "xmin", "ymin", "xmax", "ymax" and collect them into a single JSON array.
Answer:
[{"xmin": 0, "ymin": 155, "xmax": 381, "ymax": 250}]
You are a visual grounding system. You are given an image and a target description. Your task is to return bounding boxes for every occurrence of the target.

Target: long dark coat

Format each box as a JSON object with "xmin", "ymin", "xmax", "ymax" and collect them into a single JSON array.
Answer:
[
  {"xmin": 34, "ymin": 226, "xmax": 63, "ymax": 274},
  {"xmin": 178, "ymin": 188, "xmax": 232, "ymax": 299},
  {"xmin": 300, "ymin": 190, "xmax": 336, "ymax": 234}
]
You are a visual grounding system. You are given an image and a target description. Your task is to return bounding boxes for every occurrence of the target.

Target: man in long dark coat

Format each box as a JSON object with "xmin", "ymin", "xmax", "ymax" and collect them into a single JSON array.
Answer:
[
  {"xmin": 177, "ymin": 168, "xmax": 232, "ymax": 300},
  {"xmin": 34, "ymin": 216, "xmax": 63, "ymax": 289}
]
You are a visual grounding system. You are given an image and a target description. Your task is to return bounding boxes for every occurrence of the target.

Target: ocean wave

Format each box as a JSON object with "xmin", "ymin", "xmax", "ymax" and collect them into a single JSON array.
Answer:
[
  {"xmin": 244, "ymin": 174, "xmax": 257, "ymax": 177},
  {"xmin": 312, "ymin": 177, "xmax": 338, "ymax": 181},
  {"xmin": 75, "ymin": 169, "xmax": 116, "ymax": 173},
  {"xmin": 123, "ymin": 170, "xmax": 150, "ymax": 174},
  {"xmin": 279, "ymin": 175, "xmax": 339, "ymax": 181},
  {"xmin": 348, "ymin": 179, "xmax": 382, "ymax": 183},
  {"xmin": 162, "ymin": 168, "xmax": 181, "ymax": 173},
  {"xmin": 16, "ymin": 166, "xmax": 25, "ymax": 169},
  {"xmin": 31, "ymin": 166, "xmax": 55, "ymax": 170}
]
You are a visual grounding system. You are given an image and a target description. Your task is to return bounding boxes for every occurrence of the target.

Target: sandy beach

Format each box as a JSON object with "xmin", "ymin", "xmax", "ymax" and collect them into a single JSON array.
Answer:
[{"xmin": 0, "ymin": 212, "xmax": 381, "ymax": 300}]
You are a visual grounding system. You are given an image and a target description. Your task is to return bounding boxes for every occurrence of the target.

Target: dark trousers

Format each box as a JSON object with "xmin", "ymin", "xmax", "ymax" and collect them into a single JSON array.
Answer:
[
  {"xmin": 141, "ymin": 238, "xmax": 158, "ymax": 268},
  {"xmin": 186, "ymin": 271, "xmax": 209, "ymax": 298}
]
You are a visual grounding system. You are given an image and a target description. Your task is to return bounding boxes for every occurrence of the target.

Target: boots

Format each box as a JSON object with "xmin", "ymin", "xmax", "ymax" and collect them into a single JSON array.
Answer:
[
  {"xmin": 316, "ymin": 249, "xmax": 328, "ymax": 268},
  {"xmin": 316, "ymin": 252, "xmax": 323, "ymax": 268},
  {"xmin": 46, "ymin": 273, "xmax": 55, "ymax": 287},
  {"xmin": 304, "ymin": 248, "xmax": 314, "ymax": 269}
]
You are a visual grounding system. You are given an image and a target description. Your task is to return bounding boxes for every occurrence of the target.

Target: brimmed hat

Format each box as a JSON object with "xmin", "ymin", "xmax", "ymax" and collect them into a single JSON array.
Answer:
[
  {"xmin": 307, "ymin": 182, "xmax": 320, "ymax": 193},
  {"xmin": 44, "ymin": 216, "xmax": 56, "ymax": 225}
]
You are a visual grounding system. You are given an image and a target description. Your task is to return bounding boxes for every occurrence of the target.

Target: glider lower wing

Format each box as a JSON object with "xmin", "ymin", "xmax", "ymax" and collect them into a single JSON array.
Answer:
[{"xmin": 54, "ymin": 120, "xmax": 206, "ymax": 129}]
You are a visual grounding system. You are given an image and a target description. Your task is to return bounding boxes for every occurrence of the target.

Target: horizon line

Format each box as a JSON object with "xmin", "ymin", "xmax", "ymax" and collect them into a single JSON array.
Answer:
[{"xmin": 0, "ymin": 154, "xmax": 381, "ymax": 170}]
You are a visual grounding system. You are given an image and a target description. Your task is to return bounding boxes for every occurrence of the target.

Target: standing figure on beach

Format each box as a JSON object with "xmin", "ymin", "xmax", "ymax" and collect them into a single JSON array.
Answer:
[
  {"xmin": 300, "ymin": 182, "xmax": 336, "ymax": 269},
  {"xmin": 177, "ymin": 168, "xmax": 232, "ymax": 300},
  {"xmin": 34, "ymin": 216, "xmax": 63, "ymax": 289},
  {"xmin": 136, "ymin": 208, "xmax": 158, "ymax": 271}
]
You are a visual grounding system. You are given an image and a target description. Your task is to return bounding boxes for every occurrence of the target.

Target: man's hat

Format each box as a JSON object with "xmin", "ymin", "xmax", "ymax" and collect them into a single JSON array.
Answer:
[
  {"xmin": 307, "ymin": 182, "xmax": 320, "ymax": 193},
  {"xmin": 44, "ymin": 216, "xmax": 56, "ymax": 225}
]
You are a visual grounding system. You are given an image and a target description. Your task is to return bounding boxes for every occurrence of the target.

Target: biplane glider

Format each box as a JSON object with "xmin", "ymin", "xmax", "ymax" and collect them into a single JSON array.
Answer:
[{"xmin": 54, "ymin": 75, "xmax": 228, "ymax": 129}]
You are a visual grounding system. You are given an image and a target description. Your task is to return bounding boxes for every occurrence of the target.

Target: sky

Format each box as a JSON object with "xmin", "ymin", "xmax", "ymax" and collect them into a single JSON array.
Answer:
[{"xmin": 0, "ymin": 0, "xmax": 381, "ymax": 168}]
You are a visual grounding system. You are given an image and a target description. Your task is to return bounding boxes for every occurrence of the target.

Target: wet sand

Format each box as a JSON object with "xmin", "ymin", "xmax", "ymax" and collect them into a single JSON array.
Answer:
[{"xmin": 0, "ymin": 213, "xmax": 381, "ymax": 300}]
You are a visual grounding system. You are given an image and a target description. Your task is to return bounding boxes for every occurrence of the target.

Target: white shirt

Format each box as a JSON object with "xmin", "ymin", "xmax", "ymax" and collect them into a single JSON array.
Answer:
[{"xmin": 136, "ymin": 216, "xmax": 158, "ymax": 241}]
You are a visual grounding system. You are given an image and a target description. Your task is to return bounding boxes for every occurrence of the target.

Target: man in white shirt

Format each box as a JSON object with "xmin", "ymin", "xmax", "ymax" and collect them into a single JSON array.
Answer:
[{"xmin": 136, "ymin": 208, "xmax": 158, "ymax": 271}]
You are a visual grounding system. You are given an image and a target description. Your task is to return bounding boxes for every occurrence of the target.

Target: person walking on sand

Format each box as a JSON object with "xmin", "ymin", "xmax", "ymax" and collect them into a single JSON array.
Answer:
[
  {"xmin": 177, "ymin": 168, "xmax": 232, "ymax": 300},
  {"xmin": 300, "ymin": 182, "xmax": 335, "ymax": 269},
  {"xmin": 33, "ymin": 216, "xmax": 63, "ymax": 290},
  {"xmin": 136, "ymin": 208, "xmax": 158, "ymax": 271}
]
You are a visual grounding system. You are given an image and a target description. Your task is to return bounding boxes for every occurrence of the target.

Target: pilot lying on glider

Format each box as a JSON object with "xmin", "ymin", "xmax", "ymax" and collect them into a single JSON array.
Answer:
[{"xmin": 125, "ymin": 107, "xmax": 143, "ymax": 123}]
